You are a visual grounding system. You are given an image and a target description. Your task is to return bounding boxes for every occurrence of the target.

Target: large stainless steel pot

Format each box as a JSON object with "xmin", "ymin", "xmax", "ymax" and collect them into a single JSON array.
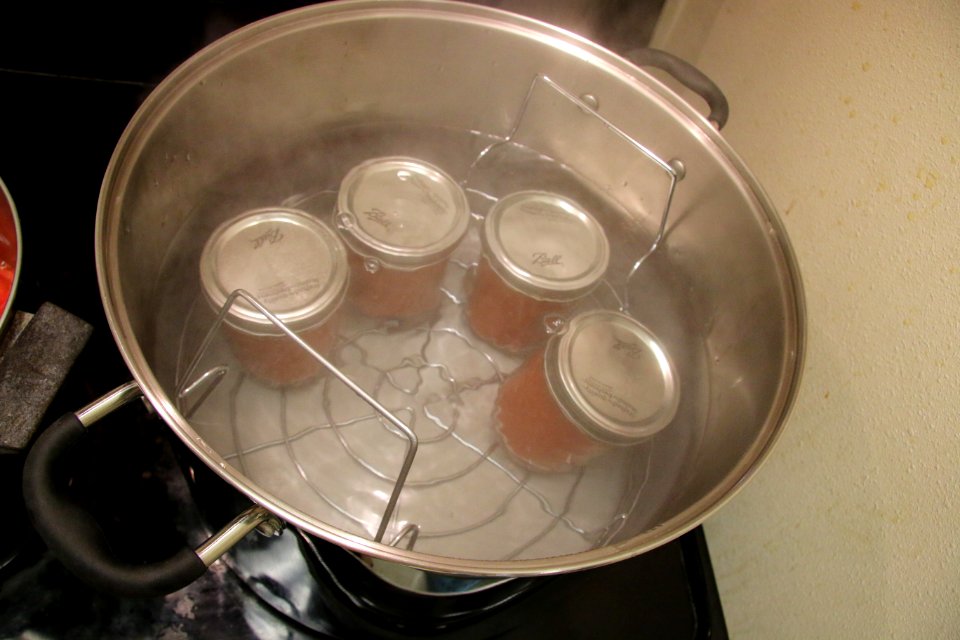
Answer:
[{"xmin": 23, "ymin": 0, "xmax": 804, "ymax": 597}]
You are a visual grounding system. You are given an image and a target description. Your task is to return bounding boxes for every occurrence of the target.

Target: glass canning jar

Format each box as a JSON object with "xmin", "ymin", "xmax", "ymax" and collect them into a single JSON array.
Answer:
[
  {"xmin": 466, "ymin": 191, "xmax": 610, "ymax": 353},
  {"xmin": 495, "ymin": 310, "xmax": 679, "ymax": 472},
  {"xmin": 199, "ymin": 207, "xmax": 349, "ymax": 386},
  {"xmin": 334, "ymin": 156, "xmax": 470, "ymax": 320}
]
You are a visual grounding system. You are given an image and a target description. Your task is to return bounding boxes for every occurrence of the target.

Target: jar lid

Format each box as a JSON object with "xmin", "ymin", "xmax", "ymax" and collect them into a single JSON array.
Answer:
[
  {"xmin": 482, "ymin": 191, "xmax": 609, "ymax": 301},
  {"xmin": 545, "ymin": 310, "xmax": 679, "ymax": 445},
  {"xmin": 335, "ymin": 157, "xmax": 470, "ymax": 269},
  {"xmin": 199, "ymin": 208, "xmax": 349, "ymax": 334}
]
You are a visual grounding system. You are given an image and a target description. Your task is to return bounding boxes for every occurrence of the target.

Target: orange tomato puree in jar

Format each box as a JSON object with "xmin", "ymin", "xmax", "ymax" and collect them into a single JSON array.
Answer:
[
  {"xmin": 466, "ymin": 256, "xmax": 567, "ymax": 354},
  {"xmin": 345, "ymin": 248, "xmax": 447, "ymax": 320},
  {"xmin": 495, "ymin": 310, "xmax": 680, "ymax": 473},
  {"xmin": 466, "ymin": 191, "xmax": 609, "ymax": 353},
  {"xmin": 222, "ymin": 309, "xmax": 343, "ymax": 387},
  {"xmin": 496, "ymin": 349, "xmax": 603, "ymax": 472},
  {"xmin": 199, "ymin": 208, "xmax": 349, "ymax": 387},
  {"xmin": 335, "ymin": 157, "xmax": 469, "ymax": 320}
]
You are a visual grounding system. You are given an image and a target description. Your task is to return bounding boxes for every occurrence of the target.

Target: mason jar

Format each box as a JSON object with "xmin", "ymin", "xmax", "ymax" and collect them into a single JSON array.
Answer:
[
  {"xmin": 466, "ymin": 191, "xmax": 610, "ymax": 353},
  {"xmin": 495, "ymin": 310, "xmax": 679, "ymax": 472},
  {"xmin": 199, "ymin": 207, "xmax": 349, "ymax": 386},
  {"xmin": 334, "ymin": 156, "xmax": 470, "ymax": 320}
]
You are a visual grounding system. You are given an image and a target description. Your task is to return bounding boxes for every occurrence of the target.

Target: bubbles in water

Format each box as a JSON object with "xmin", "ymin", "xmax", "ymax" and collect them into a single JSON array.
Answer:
[
  {"xmin": 336, "ymin": 212, "xmax": 354, "ymax": 230},
  {"xmin": 579, "ymin": 94, "xmax": 599, "ymax": 110},
  {"xmin": 544, "ymin": 314, "xmax": 567, "ymax": 335}
]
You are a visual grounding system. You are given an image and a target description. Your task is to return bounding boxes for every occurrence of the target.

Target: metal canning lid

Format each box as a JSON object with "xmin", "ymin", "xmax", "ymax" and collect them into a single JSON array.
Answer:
[
  {"xmin": 199, "ymin": 208, "xmax": 348, "ymax": 335},
  {"xmin": 545, "ymin": 310, "xmax": 679, "ymax": 445},
  {"xmin": 482, "ymin": 191, "xmax": 609, "ymax": 301},
  {"xmin": 335, "ymin": 156, "xmax": 470, "ymax": 269}
]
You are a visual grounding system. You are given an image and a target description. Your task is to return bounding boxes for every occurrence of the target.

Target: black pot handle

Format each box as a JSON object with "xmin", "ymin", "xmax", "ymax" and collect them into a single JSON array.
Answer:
[
  {"xmin": 22, "ymin": 382, "xmax": 281, "ymax": 597},
  {"xmin": 625, "ymin": 48, "xmax": 729, "ymax": 130}
]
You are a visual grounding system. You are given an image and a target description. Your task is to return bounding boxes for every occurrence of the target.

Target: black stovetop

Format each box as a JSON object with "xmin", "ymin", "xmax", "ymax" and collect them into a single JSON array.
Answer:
[{"xmin": 0, "ymin": 3, "xmax": 726, "ymax": 638}]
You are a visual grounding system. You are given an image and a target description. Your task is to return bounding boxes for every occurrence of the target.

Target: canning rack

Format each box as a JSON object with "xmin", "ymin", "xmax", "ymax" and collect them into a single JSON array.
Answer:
[
  {"xmin": 464, "ymin": 74, "xmax": 685, "ymax": 314},
  {"xmin": 175, "ymin": 74, "xmax": 684, "ymax": 559}
]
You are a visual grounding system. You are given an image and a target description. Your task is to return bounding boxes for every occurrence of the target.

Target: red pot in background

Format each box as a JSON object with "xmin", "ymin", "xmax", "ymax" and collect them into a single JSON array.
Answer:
[{"xmin": 0, "ymin": 177, "xmax": 21, "ymax": 338}]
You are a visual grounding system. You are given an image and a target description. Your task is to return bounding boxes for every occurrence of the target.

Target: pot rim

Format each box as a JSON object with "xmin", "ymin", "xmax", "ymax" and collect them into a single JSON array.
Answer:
[{"xmin": 95, "ymin": 0, "xmax": 806, "ymax": 577}]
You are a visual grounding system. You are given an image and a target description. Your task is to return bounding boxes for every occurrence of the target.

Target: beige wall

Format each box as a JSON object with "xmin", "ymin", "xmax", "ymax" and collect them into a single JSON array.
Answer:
[{"xmin": 653, "ymin": 1, "xmax": 960, "ymax": 637}]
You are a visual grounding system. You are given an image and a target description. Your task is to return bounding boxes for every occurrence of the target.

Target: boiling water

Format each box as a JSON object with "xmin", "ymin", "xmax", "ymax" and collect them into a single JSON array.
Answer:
[{"xmin": 149, "ymin": 122, "xmax": 710, "ymax": 562}]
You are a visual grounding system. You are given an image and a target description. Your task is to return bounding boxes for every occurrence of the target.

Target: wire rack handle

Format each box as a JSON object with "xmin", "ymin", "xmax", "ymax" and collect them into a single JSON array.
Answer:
[
  {"xmin": 175, "ymin": 289, "xmax": 419, "ymax": 544},
  {"xmin": 467, "ymin": 74, "xmax": 686, "ymax": 313}
]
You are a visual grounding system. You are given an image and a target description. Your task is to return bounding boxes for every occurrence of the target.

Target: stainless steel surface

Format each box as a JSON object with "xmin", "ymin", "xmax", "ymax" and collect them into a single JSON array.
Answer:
[
  {"xmin": 195, "ymin": 505, "xmax": 281, "ymax": 567},
  {"xmin": 95, "ymin": 0, "xmax": 805, "ymax": 576},
  {"xmin": 360, "ymin": 553, "xmax": 517, "ymax": 596},
  {"xmin": 546, "ymin": 309, "xmax": 678, "ymax": 444},
  {"xmin": 336, "ymin": 156, "xmax": 470, "ymax": 269},
  {"xmin": 482, "ymin": 191, "xmax": 610, "ymax": 300},
  {"xmin": 622, "ymin": 155, "xmax": 685, "ymax": 314},
  {"xmin": 76, "ymin": 381, "xmax": 143, "ymax": 427}
]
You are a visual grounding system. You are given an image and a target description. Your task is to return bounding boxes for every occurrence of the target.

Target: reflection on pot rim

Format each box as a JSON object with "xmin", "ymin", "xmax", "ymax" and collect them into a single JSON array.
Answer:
[{"xmin": 93, "ymin": 0, "xmax": 805, "ymax": 580}]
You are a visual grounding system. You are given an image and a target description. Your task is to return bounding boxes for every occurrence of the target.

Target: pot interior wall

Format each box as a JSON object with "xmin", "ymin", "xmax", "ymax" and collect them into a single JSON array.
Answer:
[{"xmin": 99, "ymin": 2, "xmax": 801, "ymax": 571}]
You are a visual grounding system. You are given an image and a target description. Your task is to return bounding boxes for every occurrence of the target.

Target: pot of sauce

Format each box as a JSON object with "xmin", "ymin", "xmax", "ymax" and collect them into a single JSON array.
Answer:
[{"xmin": 0, "ymin": 177, "xmax": 21, "ymax": 340}]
